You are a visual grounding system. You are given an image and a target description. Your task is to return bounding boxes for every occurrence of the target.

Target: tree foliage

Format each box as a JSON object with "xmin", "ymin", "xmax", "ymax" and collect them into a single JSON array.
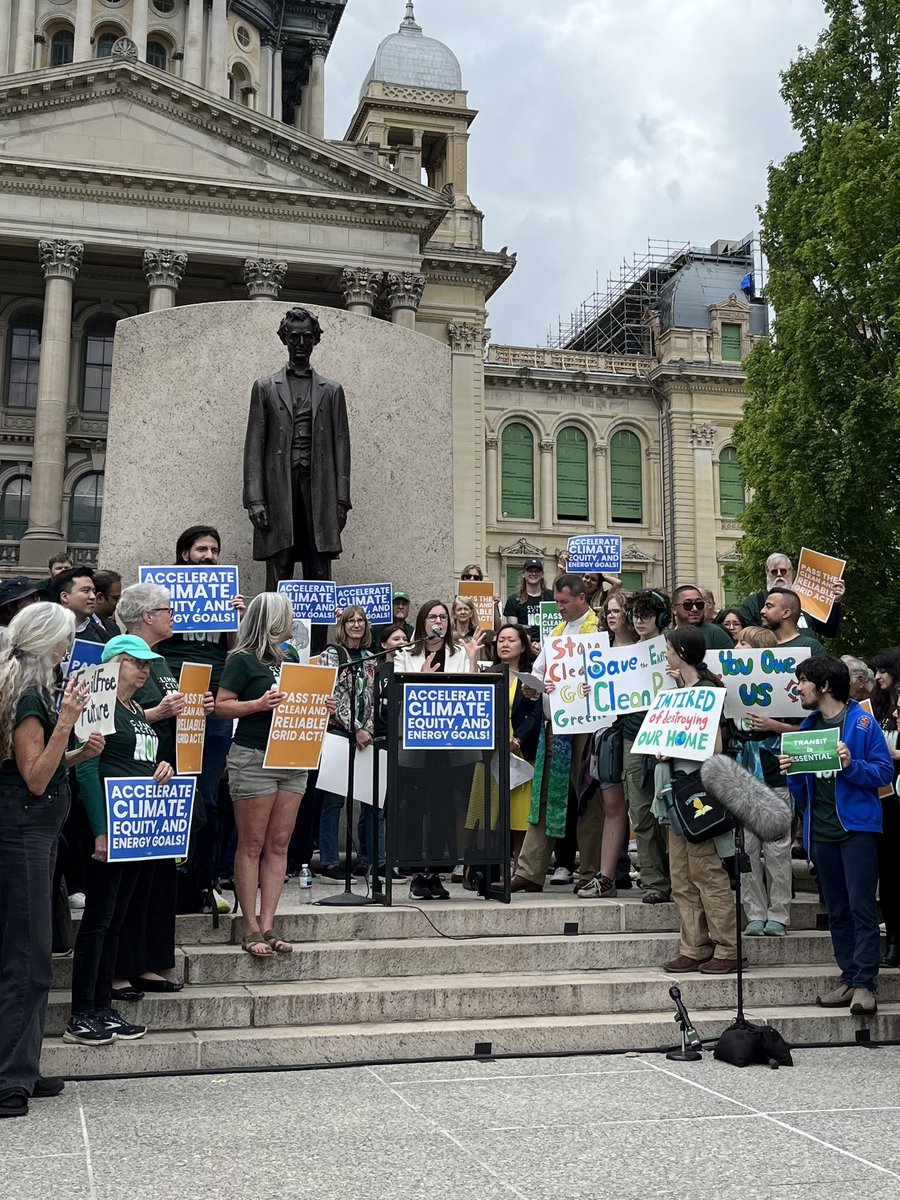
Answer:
[{"xmin": 735, "ymin": 0, "xmax": 900, "ymax": 653}]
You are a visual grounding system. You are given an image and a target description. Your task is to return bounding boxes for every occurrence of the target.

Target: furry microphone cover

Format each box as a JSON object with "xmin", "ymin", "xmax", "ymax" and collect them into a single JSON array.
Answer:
[{"xmin": 700, "ymin": 755, "xmax": 792, "ymax": 841}]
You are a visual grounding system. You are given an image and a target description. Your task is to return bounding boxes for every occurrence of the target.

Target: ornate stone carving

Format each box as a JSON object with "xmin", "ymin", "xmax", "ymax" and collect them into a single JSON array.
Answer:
[
  {"xmin": 38, "ymin": 238, "xmax": 83, "ymax": 280},
  {"xmin": 622, "ymin": 543, "xmax": 656, "ymax": 563},
  {"xmin": 593, "ymin": 444, "xmax": 607, "ymax": 457},
  {"xmin": 498, "ymin": 537, "xmax": 547, "ymax": 558},
  {"xmin": 384, "ymin": 271, "xmax": 425, "ymax": 314},
  {"xmin": 340, "ymin": 266, "xmax": 383, "ymax": 311},
  {"xmin": 242, "ymin": 257, "xmax": 287, "ymax": 299},
  {"xmin": 485, "ymin": 434, "xmax": 499, "ymax": 450},
  {"xmin": 143, "ymin": 248, "xmax": 187, "ymax": 291},
  {"xmin": 539, "ymin": 440, "xmax": 555, "ymax": 455},
  {"xmin": 310, "ymin": 39, "xmax": 330, "ymax": 59},
  {"xmin": 690, "ymin": 422, "xmax": 717, "ymax": 448},
  {"xmin": 447, "ymin": 321, "xmax": 482, "ymax": 354},
  {"xmin": 111, "ymin": 37, "xmax": 139, "ymax": 63}
]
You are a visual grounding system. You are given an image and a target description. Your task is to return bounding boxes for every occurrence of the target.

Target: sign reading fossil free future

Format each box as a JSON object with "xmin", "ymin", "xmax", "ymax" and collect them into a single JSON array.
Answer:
[
  {"xmin": 547, "ymin": 633, "xmax": 668, "ymax": 734},
  {"xmin": 402, "ymin": 681, "xmax": 495, "ymax": 750},
  {"xmin": 139, "ymin": 566, "xmax": 240, "ymax": 634},
  {"xmin": 566, "ymin": 535, "xmax": 622, "ymax": 574},
  {"xmin": 712, "ymin": 646, "xmax": 812, "ymax": 720},
  {"xmin": 105, "ymin": 776, "xmax": 196, "ymax": 862},
  {"xmin": 630, "ymin": 686, "xmax": 726, "ymax": 762}
]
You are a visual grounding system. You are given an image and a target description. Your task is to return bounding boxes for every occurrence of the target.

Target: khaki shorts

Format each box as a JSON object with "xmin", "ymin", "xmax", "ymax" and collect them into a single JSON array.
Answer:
[{"xmin": 227, "ymin": 743, "xmax": 308, "ymax": 800}]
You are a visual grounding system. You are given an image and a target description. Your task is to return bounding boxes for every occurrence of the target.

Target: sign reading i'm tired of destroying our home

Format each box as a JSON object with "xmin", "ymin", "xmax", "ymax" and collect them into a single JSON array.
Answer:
[{"xmin": 630, "ymin": 686, "xmax": 726, "ymax": 762}]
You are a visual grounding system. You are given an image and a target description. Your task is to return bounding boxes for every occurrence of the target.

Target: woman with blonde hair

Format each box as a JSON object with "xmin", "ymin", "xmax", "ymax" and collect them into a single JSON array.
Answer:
[
  {"xmin": 216, "ymin": 593, "xmax": 305, "ymax": 957},
  {"xmin": 0, "ymin": 603, "xmax": 102, "ymax": 1114}
]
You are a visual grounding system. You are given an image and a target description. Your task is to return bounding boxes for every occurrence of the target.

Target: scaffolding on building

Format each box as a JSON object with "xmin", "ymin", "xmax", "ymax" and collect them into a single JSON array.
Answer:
[{"xmin": 549, "ymin": 235, "xmax": 762, "ymax": 356}]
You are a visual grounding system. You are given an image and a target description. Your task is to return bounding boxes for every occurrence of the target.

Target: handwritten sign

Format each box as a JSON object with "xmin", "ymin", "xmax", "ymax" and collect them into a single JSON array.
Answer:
[
  {"xmin": 459, "ymin": 580, "xmax": 496, "ymax": 631},
  {"xmin": 175, "ymin": 662, "xmax": 212, "ymax": 775},
  {"xmin": 277, "ymin": 580, "xmax": 337, "ymax": 625},
  {"xmin": 105, "ymin": 776, "xmax": 196, "ymax": 862},
  {"xmin": 335, "ymin": 583, "xmax": 392, "ymax": 624},
  {"xmin": 793, "ymin": 548, "xmax": 846, "ymax": 623},
  {"xmin": 402, "ymin": 681, "xmax": 495, "ymax": 750},
  {"xmin": 630, "ymin": 686, "xmax": 726, "ymax": 762},
  {"xmin": 75, "ymin": 661, "xmax": 120, "ymax": 740},
  {"xmin": 566, "ymin": 535, "xmax": 622, "ymax": 574},
  {"xmin": 781, "ymin": 726, "xmax": 842, "ymax": 775},
  {"xmin": 263, "ymin": 662, "xmax": 336, "ymax": 770},
  {"xmin": 539, "ymin": 602, "xmax": 560, "ymax": 644},
  {"xmin": 139, "ymin": 566, "xmax": 239, "ymax": 634},
  {"xmin": 713, "ymin": 646, "xmax": 812, "ymax": 720},
  {"xmin": 62, "ymin": 638, "xmax": 104, "ymax": 680},
  {"xmin": 546, "ymin": 633, "xmax": 668, "ymax": 734}
]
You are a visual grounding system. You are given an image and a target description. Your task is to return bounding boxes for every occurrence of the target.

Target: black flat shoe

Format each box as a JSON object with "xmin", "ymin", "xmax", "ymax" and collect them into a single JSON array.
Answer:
[
  {"xmin": 32, "ymin": 1077, "xmax": 65, "ymax": 1099},
  {"xmin": 0, "ymin": 1091, "xmax": 28, "ymax": 1118},
  {"xmin": 112, "ymin": 986, "xmax": 144, "ymax": 1002},
  {"xmin": 132, "ymin": 978, "xmax": 182, "ymax": 994}
]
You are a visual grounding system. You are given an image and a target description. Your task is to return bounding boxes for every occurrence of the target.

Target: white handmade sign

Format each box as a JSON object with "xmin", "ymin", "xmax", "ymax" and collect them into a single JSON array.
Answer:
[
  {"xmin": 712, "ymin": 646, "xmax": 812, "ymax": 720},
  {"xmin": 630, "ymin": 686, "xmax": 726, "ymax": 762}
]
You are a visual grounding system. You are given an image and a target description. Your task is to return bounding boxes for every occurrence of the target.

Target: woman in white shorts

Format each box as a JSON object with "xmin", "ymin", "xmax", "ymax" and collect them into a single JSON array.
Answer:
[{"xmin": 216, "ymin": 593, "xmax": 306, "ymax": 958}]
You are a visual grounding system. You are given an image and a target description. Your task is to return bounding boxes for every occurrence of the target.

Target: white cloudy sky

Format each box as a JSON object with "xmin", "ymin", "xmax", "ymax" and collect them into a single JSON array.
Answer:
[{"xmin": 325, "ymin": 0, "xmax": 827, "ymax": 346}]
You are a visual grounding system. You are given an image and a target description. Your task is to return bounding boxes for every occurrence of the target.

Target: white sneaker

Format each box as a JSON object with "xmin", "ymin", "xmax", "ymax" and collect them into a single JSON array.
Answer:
[
  {"xmin": 212, "ymin": 888, "xmax": 231, "ymax": 914},
  {"xmin": 69, "ymin": 893, "xmax": 86, "ymax": 910},
  {"xmin": 549, "ymin": 867, "xmax": 573, "ymax": 885},
  {"xmin": 450, "ymin": 863, "xmax": 465, "ymax": 883}
]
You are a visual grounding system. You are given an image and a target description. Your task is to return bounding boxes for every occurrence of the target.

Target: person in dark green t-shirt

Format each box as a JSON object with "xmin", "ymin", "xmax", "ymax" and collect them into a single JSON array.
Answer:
[
  {"xmin": 671, "ymin": 586, "xmax": 735, "ymax": 650},
  {"xmin": 761, "ymin": 589, "xmax": 826, "ymax": 657},
  {"xmin": 503, "ymin": 559, "xmax": 553, "ymax": 632}
]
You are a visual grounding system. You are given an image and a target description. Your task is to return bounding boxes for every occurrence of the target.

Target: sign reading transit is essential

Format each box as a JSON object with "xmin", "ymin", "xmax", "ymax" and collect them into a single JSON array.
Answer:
[
  {"xmin": 139, "ymin": 565, "xmax": 240, "ymax": 634},
  {"xmin": 402, "ymin": 681, "xmax": 496, "ymax": 751},
  {"xmin": 277, "ymin": 580, "xmax": 337, "ymax": 625},
  {"xmin": 566, "ymin": 535, "xmax": 622, "ymax": 574},
  {"xmin": 781, "ymin": 726, "xmax": 843, "ymax": 775},
  {"xmin": 105, "ymin": 776, "xmax": 196, "ymax": 862},
  {"xmin": 335, "ymin": 582, "xmax": 393, "ymax": 624}
]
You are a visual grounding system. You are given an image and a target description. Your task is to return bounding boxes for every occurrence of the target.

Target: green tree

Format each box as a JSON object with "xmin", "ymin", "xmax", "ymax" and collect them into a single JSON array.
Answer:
[{"xmin": 735, "ymin": 0, "xmax": 900, "ymax": 653}]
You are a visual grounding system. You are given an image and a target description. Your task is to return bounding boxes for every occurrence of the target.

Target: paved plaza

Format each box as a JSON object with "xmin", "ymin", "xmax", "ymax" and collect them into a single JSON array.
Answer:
[{"xmin": 7, "ymin": 1046, "xmax": 900, "ymax": 1199}]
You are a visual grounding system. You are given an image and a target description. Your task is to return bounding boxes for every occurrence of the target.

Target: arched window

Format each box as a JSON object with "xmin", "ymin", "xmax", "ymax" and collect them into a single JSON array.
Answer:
[
  {"xmin": 501, "ymin": 423, "xmax": 534, "ymax": 520},
  {"xmin": 68, "ymin": 473, "xmax": 104, "ymax": 544},
  {"xmin": 719, "ymin": 446, "xmax": 745, "ymax": 518},
  {"xmin": 95, "ymin": 30, "xmax": 122, "ymax": 58},
  {"xmin": 0, "ymin": 476, "xmax": 30, "ymax": 539},
  {"xmin": 50, "ymin": 29, "xmax": 74, "ymax": 66},
  {"xmin": 82, "ymin": 314, "xmax": 118, "ymax": 413},
  {"xmin": 556, "ymin": 426, "xmax": 588, "ymax": 521},
  {"xmin": 146, "ymin": 39, "xmax": 168, "ymax": 70},
  {"xmin": 609, "ymin": 430, "xmax": 643, "ymax": 523},
  {"xmin": 5, "ymin": 313, "xmax": 42, "ymax": 409}
]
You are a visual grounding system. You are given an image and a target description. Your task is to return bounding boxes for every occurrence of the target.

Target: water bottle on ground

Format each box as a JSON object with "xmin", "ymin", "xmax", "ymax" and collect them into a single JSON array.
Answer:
[{"xmin": 299, "ymin": 864, "xmax": 314, "ymax": 905}]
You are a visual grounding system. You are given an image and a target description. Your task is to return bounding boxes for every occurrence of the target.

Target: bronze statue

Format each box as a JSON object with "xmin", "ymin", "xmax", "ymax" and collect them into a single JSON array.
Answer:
[{"xmin": 243, "ymin": 308, "xmax": 351, "ymax": 604}]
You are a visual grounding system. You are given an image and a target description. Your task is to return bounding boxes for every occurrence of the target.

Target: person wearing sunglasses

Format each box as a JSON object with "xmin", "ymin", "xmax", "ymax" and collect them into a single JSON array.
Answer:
[
  {"xmin": 460, "ymin": 565, "xmax": 502, "ymax": 636},
  {"xmin": 735, "ymin": 552, "xmax": 844, "ymax": 638},
  {"xmin": 671, "ymin": 585, "xmax": 733, "ymax": 649}
]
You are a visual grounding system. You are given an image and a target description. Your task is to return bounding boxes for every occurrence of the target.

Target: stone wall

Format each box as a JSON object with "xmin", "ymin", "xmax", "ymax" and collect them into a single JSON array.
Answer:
[{"xmin": 100, "ymin": 301, "xmax": 454, "ymax": 609}]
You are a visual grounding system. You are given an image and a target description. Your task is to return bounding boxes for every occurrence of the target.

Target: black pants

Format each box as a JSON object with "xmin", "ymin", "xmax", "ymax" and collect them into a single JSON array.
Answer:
[
  {"xmin": 878, "ymin": 795, "xmax": 900, "ymax": 938},
  {"xmin": 0, "ymin": 782, "xmax": 68, "ymax": 1099},
  {"xmin": 71, "ymin": 857, "xmax": 141, "ymax": 1016},
  {"xmin": 115, "ymin": 858, "xmax": 177, "ymax": 978},
  {"xmin": 264, "ymin": 468, "xmax": 334, "ymax": 655}
]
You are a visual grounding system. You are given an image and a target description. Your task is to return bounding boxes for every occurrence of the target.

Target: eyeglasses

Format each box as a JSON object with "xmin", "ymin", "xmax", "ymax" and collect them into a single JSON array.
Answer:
[
  {"xmin": 678, "ymin": 600, "xmax": 705, "ymax": 611},
  {"xmin": 124, "ymin": 656, "xmax": 151, "ymax": 670},
  {"xmin": 151, "ymin": 607, "xmax": 173, "ymax": 615}
]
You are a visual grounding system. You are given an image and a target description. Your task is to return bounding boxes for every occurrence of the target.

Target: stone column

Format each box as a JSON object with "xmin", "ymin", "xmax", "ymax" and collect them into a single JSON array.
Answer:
[
  {"xmin": 183, "ymin": 0, "xmax": 204, "ymax": 86},
  {"xmin": 447, "ymin": 320, "xmax": 484, "ymax": 571},
  {"xmin": 385, "ymin": 271, "xmax": 424, "ymax": 330},
  {"xmin": 593, "ymin": 444, "xmax": 609, "ymax": 531},
  {"xmin": 299, "ymin": 83, "xmax": 310, "ymax": 132},
  {"xmin": 293, "ymin": 98, "xmax": 303, "ymax": 129},
  {"xmin": 539, "ymin": 439, "xmax": 555, "ymax": 530},
  {"xmin": 131, "ymin": 0, "xmax": 149, "ymax": 60},
  {"xmin": 485, "ymin": 434, "xmax": 499, "ymax": 528},
  {"xmin": 143, "ymin": 248, "xmax": 187, "ymax": 311},
  {"xmin": 260, "ymin": 32, "xmax": 274, "ymax": 118},
  {"xmin": 19, "ymin": 239, "xmax": 83, "ymax": 569},
  {"xmin": 307, "ymin": 39, "xmax": 328, "ymax": 139},
  {"xmin": 13, "ymin": 0, "xmax": 36, "ymax": 73},
  {"xmin": 243, "ymin": 258, "xmax": 287, "ymax": 300},
  {"xmin": 0, "ymin": 0, "xmax": 11, "ymax": 75},
  {"xmin": 207, "ymin": 0, "xmax": 228, "ymax": 97},
  {"xmin": 73, "ymin": 0, "xmax": 92, "ymax": 61},
  {"xmin": 340, "ymin": 267, "xmax": 382, "ymax": 317},
  {"xmin": 272, "ymin": 36, "xmax": 285, "ymax": 121},
  {"xmin": 690, "ymin": 422, "xmax": 718, "ymax": 589}
]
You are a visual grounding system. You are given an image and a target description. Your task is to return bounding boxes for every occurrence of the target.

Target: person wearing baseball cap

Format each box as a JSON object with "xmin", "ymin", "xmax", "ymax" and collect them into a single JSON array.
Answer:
[
  {"xmin": 503, "ymin": 559, "xmax": 553, "ymax": 631},
  {"xmin": 0, "ymin": 577, "xmax": 41, "ymax": 628},
  {"xmin": 374, "ymin": 589, "xmax": 413, "ymax": 649}
]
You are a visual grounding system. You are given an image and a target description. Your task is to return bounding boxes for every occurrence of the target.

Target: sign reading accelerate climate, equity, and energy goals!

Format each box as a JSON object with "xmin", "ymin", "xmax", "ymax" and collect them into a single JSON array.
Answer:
[
  {"xmin": 105, "ymin": 776, "xmax": 196, "ymax": 862},
  {"xmin": 139, "ymin": 566, "xmax": 240, "ymax": 634},
  {"xmin": 565, "ymin": 535, "xmax": 622, "ymax": 574},
  {"xmin": 402, "ymin": 682, "xmax": 495, "ymax": 750}
]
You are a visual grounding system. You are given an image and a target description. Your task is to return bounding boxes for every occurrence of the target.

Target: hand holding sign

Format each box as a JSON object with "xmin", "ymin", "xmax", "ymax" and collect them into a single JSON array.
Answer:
[{"xmin": 58, "ymin": 676, "xmax": 90, "ymax": 730}]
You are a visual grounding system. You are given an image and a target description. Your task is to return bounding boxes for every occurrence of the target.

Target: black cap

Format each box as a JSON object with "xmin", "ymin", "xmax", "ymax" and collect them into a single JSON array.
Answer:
[
  {"xmin": 523, "ymin": 558, "xmax": 543, "ymax": 571},
  {"xmin": 0, "ymin": 576, "xmax": 40, "ymax": 608}
]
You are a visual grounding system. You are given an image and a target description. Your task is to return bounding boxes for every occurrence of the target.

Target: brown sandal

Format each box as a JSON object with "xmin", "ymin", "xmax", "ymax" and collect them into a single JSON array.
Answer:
[
  {"xmin": 262, "ymin": 929, "xmax": 293, "ymax": 954},
  {"xmin": 241, "ymin": 933, "xmax": 273, "ymax": 958}
]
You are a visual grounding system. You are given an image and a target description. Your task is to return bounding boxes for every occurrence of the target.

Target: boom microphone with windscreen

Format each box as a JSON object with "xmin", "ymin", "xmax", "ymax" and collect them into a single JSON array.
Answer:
[{"xmin": 700, "ymin": 755, "xmax": 791, "ymax": 842}]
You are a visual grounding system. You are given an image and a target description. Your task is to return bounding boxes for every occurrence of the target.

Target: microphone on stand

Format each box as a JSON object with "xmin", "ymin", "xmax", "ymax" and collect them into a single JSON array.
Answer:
[{"xmin": 699, "ymin": 755, "xmax": 792, "ymax": 840}]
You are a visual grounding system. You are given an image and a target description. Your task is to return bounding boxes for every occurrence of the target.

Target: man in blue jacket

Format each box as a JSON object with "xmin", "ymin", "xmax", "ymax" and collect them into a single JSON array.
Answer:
[{"xmin": 780, "ymin": 655, "xmax": 892, "ymax": 1016}]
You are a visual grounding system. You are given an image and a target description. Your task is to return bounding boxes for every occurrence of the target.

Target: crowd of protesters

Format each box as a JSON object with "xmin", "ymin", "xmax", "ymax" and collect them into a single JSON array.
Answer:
[{"xmin": 0, "ymin": 536, "xmax": 894, "ymax": 1118}]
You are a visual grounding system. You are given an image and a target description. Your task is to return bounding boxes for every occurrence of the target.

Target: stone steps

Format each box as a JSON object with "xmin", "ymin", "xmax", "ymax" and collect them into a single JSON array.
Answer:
[{"xmin": 42, "ymin": 1002, "xmax": 900, "ymax": 1077}]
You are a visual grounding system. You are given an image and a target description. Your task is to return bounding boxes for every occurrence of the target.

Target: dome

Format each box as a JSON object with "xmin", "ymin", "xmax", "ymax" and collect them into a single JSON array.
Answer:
[{"xmin": 360, "ymin": 3, "xmax": 463, "ymax": 101}]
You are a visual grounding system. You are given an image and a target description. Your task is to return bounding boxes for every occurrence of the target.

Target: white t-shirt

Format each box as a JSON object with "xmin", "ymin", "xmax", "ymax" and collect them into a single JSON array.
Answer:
[{"xmin": 531, "ymin": 613, "xmax": 595, "ymax": 684}]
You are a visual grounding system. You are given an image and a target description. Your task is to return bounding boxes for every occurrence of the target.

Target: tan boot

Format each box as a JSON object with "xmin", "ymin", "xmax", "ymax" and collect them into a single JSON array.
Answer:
[
  {"xmin": 850, "ymin": 987, "xmax": 877, "ymax": 1016},
  {"xmin": 816, "ymin": 984, "xmax": 852, "ymax": 1007}
]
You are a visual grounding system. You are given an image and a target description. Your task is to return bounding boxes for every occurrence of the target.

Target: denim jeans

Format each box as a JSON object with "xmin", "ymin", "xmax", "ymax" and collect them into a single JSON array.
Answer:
[
  {"xmin": 0, "ymin": 781, "xmax": 69, "ymax": 1099},
  {"xmin": 812, "ymin": 832, "xmax": 880, "ymax": 991},
  {"xmin": 195, "ymin": 714, "xmax": 234, "ymax": 881},
  {"xmin": 357, "ymin": 804, "xmax": 385, "ymax": 867},
  {"xmin": 318, "ymin": 790, "xmax": 345, "ymax": 867}
]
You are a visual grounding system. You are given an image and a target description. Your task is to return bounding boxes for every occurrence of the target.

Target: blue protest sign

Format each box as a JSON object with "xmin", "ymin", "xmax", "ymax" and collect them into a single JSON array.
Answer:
[
  {"xmin": 566, "ymin": 535, "xmax": 622, "ymax": 574},
  {"xmin": 62, "ymin": 638, "xmax": 104, "ymax": 680},
  {"xmin": 105, "ymin": 776, "xmax": 196, "ymax": 862},
  {"xmin": 336, "ymin": 582, "xmax": 392, "ymax": 624},
  {"xmin": 402, "ymin": 681, "xmax": 495, "ymax": 751},
  {"xmin": 277, "ymin": 580, "xmax": 337, "ymax": 625},
  {"xmin": 139, "ymin": 566, "xmax": 240, "ymax": 634}
]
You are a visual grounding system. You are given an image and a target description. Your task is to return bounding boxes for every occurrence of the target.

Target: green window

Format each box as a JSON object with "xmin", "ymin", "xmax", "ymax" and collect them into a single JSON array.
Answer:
[
  {"xmin": 68, "ymin": 473, "xmax": 104, "ymax": 544},
  {"xmin": 718, "ymin": 446, "xmax": 745, "ymax": 518},
  {"xmin": 5, "ymin": 313, "xmax": 42, "ymax": 409},
  {"xmin": 722, "ymin": 567, "xmax": 741, "ymax": 607},
  {"xmin": 0, "ymin": 476, "xmax": 30, "ymax": 540},
  {"xmin": 619, "ymin": 571, "xmax": 644, "ymax": 593},
  {"xmin": 82, "ymin": 314, "xmax": 117, "ymax": 413},
  {"xmin": 556, "ymin": 426, "xmax": 589, "ymax": 521},
  {"xmin": 501, "ymin": 423, "xmax": 534, "ymax": 520},
  {"xmin": 506, "ymin": 564, "xmax": 523, "ymax": 595},
  {"xmin": 610, "ymin": 430, "xmax": 643, "ymax": 524},
  {"xmin": 721, "ymin": 322, "xmax": 742, "ymax": 362}
]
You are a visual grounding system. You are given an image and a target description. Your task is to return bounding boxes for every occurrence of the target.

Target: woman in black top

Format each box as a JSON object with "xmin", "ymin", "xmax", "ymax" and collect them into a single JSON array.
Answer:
[{"xmin": 502, "ymin": 559, "xmax": 553, "ymax": 631}]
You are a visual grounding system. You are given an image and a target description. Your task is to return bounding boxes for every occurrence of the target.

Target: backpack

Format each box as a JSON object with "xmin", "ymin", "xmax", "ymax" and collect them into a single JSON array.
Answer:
[{"xmin": 670, "ymin": 769, "xmax": 734, "ymax": 844}]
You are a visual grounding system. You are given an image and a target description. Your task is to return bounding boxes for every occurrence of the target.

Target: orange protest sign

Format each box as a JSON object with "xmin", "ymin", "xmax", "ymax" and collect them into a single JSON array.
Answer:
[
  {"xmin": 793, "ymin": 547, "xmax": 846, "ymax": 623},
  {"xmin": 176, "ymin": 663, "xmax": 212, "ymax": 775},
  {"xmin": 859, "ymin": 698, "xmax": 894, "ymax": 799},
  {"xmin": 458, "ymin": 580, "xmax": 495, "ymax": 631},
  {"xmin": 263, "ymin": 662, "xmax": 336, "ymax": 771}
]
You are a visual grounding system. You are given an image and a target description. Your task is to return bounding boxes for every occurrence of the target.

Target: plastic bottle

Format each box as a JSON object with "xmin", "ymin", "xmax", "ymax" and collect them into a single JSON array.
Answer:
[{"xmin": 299, "ymin": 864, "xmax": 314, "ymax": 904}]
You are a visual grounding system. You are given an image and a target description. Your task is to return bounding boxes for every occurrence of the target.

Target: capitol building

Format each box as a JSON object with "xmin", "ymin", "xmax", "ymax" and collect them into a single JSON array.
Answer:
[{"xmin": 0, "ymin": 0, "xmax": 764, "ymax": 601}]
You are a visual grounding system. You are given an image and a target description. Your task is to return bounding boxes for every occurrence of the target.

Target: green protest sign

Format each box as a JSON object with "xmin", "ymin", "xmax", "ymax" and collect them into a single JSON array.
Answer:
[
  {"xmin": 539, "ymin": 601, "xmax": 559, "ymax": 644},
  {"xmin": 780, "ymin": 726, "xmax": 842, "ymax": 775}
]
